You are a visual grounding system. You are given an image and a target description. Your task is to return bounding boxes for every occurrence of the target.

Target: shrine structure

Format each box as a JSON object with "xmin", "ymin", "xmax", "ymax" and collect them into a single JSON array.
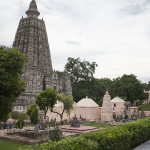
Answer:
[
  {"xmin": 101, "ymin": 90, "xmax": 113, "ymax": 121},
  {"xmin": 13, "ymin": 0, "xmax": 72, "ymax": 112}
]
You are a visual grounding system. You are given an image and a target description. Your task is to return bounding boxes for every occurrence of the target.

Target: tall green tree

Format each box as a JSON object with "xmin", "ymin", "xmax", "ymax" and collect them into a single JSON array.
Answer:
[
  {"xmin": 0, "ymin": 46, "xmax": 26, "ymax": 121},
  {"xmin": 109, "ymin": 74, "xmax": 146, "ymax": 104},
  {"xmin": 51, "ymin": 94, "xmax": 73, "ymax": 123},
  {"xmin": 90, "ymin": 78, "xmax": 112, "ymax": 106},
  {"xmin": 35, "ymin": 88, "xmax": 57, "ymax": 120},
  {"xmin": 65, "ymin": 57, "xmax": 98, "ymax": 84},
  {"xmin": 65, "ymin": 57, "xmax": 98, "ymax": 102},
  {"xmin": 27, "ymin": 104, "xmax": 38, "ymax": 125}
]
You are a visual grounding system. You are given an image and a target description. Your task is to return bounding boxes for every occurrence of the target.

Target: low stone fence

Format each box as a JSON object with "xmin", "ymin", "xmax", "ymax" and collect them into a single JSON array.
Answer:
[{"xmin": 7, "ymin": 128, "xmax": 62, "ymax": 140}]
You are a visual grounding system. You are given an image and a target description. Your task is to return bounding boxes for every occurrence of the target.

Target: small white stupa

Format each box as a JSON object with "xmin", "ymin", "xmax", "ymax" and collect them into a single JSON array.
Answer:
[
  {"xmin": 76, "ymin": 96, "xmax": 100, "ymax": 120},
  {"xmin": 101, "ymin": 90, "xmax": 113, "ymax": 121}
]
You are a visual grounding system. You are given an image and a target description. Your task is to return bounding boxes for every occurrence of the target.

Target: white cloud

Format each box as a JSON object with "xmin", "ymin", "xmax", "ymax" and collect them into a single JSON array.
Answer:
[{"xmin": 0, "ymin": 0, "xmax": 150, "ymax": 82}]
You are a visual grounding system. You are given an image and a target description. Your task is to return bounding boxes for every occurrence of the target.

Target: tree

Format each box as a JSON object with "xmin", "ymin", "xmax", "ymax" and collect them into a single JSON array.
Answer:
[
  {"xmin": 65, "ymin": 57, "xmax": 98, "ymax": 102},
  {"xmin": 27, "ymin": 104, "xmax": 38, "ymax": 125},
  {"xmin": 0, "ymin": 46, "xmax": 26, "ymax": 121},
  {"xmin": 143, "ymin": 81, "xmax": 150, "ymax": 90},
  {"xmin": 90, "ymin": 78, "xmax": 112, "ymax": 105},
  {"xmin": 11, "ymin": 111, "xmax": 27, "ymax": 120},
  {"xmin": 51, "ymin": 94, "xmax": 73, "ymax": 123},
  {"xmin": 109, "ymin": 74, "xmax": 146, "ymax": 104},
  {"xmin": 65, "ymin": 57, "xmax": 98, "ymax": 84},
  {"xmin": 35, "ymin": 88, "xmax": 57, "ymax": 120}
]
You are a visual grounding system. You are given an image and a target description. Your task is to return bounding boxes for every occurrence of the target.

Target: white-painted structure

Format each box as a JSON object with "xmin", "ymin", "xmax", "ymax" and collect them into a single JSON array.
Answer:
[
  {"xmin": 111, "ymin": 97, "xmax": 130, "ymax": 116},
  {"xmin": 76, "ymin": 96, "xmax": 101, "ymax": 120},
  {"xmin": 101, "ymin": 91, "xmax": 113, "ymax": 121}
]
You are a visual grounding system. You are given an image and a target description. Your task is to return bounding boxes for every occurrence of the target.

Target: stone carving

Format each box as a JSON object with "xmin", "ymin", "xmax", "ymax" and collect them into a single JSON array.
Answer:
[
  {"xmin": 101, "ymin": 90, "xmax": 113, "ymax": 121},
  {"xmin": 71, "ymin": 115, "xmax": 80, "ymax": 127},
  {"xmin": 13, "ymin": 0, "xmax": 72, "ymax": 109}
]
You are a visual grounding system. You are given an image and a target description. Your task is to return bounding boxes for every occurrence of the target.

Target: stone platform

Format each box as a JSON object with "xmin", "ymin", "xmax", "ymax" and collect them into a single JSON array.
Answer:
[
  {"xmin": 60, "ymin": 125, "xmax": 100, "ymax": 137},
  {"xmin": 0, "ymin": 128, "xmax": 61, "ymax": 145},
  {"xmin": 0, "ymin": 126, "xmax": 100, "ymax": 144},
  {"xmin": 60, "ymin": 125, "xmax": 99, "ymax": 132}
]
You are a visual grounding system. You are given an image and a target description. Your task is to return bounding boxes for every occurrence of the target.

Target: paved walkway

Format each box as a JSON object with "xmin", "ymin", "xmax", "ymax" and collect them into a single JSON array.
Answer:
[
  {"xmin": 134, "ymin": 140, "xmax": 150, "ymax": 150},
  {"xmin": 0, "ymin": 129, "xmax": 7, "ymax": 137}
]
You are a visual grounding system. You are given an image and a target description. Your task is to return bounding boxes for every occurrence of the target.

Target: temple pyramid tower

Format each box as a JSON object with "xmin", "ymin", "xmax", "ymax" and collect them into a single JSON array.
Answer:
[
  {"xmin": 13, "ymin": 0, "xmax": 72, "ymax": 111},
  {"xmin": 101, "ymin": 90, "xmax": 113, "ymax": 121}
]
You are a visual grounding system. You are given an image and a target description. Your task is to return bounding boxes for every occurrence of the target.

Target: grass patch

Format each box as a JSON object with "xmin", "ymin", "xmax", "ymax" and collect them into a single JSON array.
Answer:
[
  {"xmin": 85, "ymin": 122, "xmax": 111, "ymax": 128},
  {"xmin": 0, "ymin": 140, "xmax": 27, "ymax": 150},
  {"xmin": 142, "ymin": 103, "xmax": 150, "ymax": 111}
]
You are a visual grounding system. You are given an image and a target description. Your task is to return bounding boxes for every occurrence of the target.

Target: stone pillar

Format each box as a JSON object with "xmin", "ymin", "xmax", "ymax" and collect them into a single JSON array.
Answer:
[{"xmin": 101, "ymin": 90, "xmax": 113, "ymax": 121}]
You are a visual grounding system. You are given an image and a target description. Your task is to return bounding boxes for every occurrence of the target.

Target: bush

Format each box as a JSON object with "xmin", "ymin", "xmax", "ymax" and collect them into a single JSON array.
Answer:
[
  {"xmin": 27, "ymin": 104, "xmax": 38, "ymax": 125},
  {"xmin": 34, "ymin": 137, "xmax": 98, "ymax": 150},
  {"xmin": 16, "ymin": 118, "xmax": 25, "ymax": 129},
  {"xmin": 11, "ymin": 111, "xmax": 27, "ymax": 120},
  {"xmin": 81, "ymin": 118, "xmax": 150, "ymax": 150},
  {"xmin": 22, "ymin": 117, "xmax": 150, "ymax": 150}
]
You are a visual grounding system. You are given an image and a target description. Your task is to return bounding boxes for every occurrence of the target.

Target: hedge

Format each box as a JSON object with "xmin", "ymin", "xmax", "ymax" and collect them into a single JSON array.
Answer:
[{"xmin": 22, "ymin": 117, "xmax": 150, "ymax": 150}]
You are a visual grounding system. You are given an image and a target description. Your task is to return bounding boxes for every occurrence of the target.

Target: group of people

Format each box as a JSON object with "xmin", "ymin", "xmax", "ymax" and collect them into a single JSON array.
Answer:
[
  {"xmin": 0, "ymin": 123, "xmax": 13, "ymax": 130},
  {"xmin": 33, "ymin": 118, "xmax": 58, "ymax": 132}
]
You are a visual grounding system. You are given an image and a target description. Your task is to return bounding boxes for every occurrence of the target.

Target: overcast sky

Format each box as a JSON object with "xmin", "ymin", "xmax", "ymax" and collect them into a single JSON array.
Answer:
[{"xmin": 0, "ymin": 0, "xmax": 150, "ymax": 83}]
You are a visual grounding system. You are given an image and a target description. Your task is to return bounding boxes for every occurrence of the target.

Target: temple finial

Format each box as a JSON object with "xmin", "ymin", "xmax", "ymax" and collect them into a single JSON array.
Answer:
[
  {"xmin": 105, "ymin": 89, "xmax": 109, "ymax": 95},
  {"xmin": 26, "ymin": 0, "xmax": 40, "ymax": 18}
]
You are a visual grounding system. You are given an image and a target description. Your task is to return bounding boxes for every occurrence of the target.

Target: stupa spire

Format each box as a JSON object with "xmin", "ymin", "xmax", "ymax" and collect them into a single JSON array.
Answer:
[{"xmin": 26, "ymin": 0, "xmax": 40, "ymax": 18}]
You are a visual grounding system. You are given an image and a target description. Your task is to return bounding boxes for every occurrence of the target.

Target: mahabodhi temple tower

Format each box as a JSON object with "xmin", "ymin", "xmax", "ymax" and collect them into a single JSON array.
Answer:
[{"xmin": 13, "ymin": 0, "xmax": 72, "ymax": 112}]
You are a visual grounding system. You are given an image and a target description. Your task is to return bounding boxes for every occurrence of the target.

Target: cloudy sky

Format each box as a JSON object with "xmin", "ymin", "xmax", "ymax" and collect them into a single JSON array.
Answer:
[{"xmin": 0, "ymin": 0, "xmax": 150, "ymax": 83}]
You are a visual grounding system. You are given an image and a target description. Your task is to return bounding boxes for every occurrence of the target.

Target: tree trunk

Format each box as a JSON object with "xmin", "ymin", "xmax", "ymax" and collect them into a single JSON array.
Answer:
[{"xmin": 60, "ymin": 115, "xmax": 63, "ymax": 125}]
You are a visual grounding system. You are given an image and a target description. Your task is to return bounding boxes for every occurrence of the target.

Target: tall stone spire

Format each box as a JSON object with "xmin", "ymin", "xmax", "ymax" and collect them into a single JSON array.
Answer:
[
  {"xmin": 13, "ymin": 0, "xmax": 53, "ymax": 107},
  {"xmin": 26, "ymin": 0, "xmax": 40, "ymax": 18},
  {"xmin": 101, "ymin": 90, "xmax": 113, "ymax": 121},
  {"xmin": 12, "ymin": 0, "xmax": 72, "ymax": 111}
]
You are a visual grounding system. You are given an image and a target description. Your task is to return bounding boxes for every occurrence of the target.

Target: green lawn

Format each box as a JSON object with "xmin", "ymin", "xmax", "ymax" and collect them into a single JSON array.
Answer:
[
  {"xmin": 0, "ymin": 140, "xmax": 27, "ymax": 150},
  {"xmin": 85, "ymin": 122, "xmax": 111, "ymax": 128},
  {"xmin": 142, "ymin": 103, "xmax": 150, "ymax": 111}
]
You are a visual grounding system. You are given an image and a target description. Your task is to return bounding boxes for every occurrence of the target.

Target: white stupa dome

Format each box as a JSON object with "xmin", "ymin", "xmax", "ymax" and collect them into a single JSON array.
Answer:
[
  {"xmin": 111, "ymin": 97, "xmax": 125, "ymax": 102},
  {"xmin": 76, "ymin": 96, "xmax": 99, "ymax": 107}
]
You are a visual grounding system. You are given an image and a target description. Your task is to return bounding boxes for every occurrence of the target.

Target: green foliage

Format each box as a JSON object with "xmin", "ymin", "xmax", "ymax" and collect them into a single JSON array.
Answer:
[
  {"xmin": 86, "ymin": 122, "xmax": 111, "ymax": 128},
  {"xmin": 72, "ymin": 78, "xmax": 112, "ymax": 103},
  {"xmin": 52, "ymin": 94, "xmax": 73, "ymax": 122},
  {"xmin": 57, "ymin": 94, "xmax": 73, "ymax": 114},
  {"xmin": 0, "ymin": 46, "xmax": 26, "ymax": 121},
  {"xmin": 35, "ymin": 88, "xmax": 57, "ymax": 119},
  {"xmin": 27, "ymin": 104, "xmax": 38, "ymax": 125},
  {"xmin": 141, "ymin": 103, "xmax": 150, "ymax": 111},
  {"xmin": 109, "ymin": 74, "xmax": 146, "ymax": 104},
  {"xmin": 11, "ymin": 111, "xmax": 27, "ymax": 120},
  {"xmin": 0, "ymin": 140, "xmax": 26, "ymax": 150},
  {"xmin": 143, "ymin": 81, "xmax": 150, "ymax": 90},
  {"xmin": 138, "ymin": 105, "xmax": 142, "ymax": 111},
  {"xmin": 16, "ymin": 118, "xmax": 25, "ymax": 128},
  {"xmin": 22, "ymin": 118, "xmax": 150, "ymax": 150},
  {"xmin": 136, "ymin": 100, "xmax": 142, "ymax": 106},
  {"xmin": 34, "ymin": 137, "xmax": 98, "ymax": 150},
  {"xmin": 49, "ymin": 129, "xmax": 62, "ymax": 142},
  {"xmin": 65, "ymin": 57, "xmax": 98, "ymax": 84}
]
